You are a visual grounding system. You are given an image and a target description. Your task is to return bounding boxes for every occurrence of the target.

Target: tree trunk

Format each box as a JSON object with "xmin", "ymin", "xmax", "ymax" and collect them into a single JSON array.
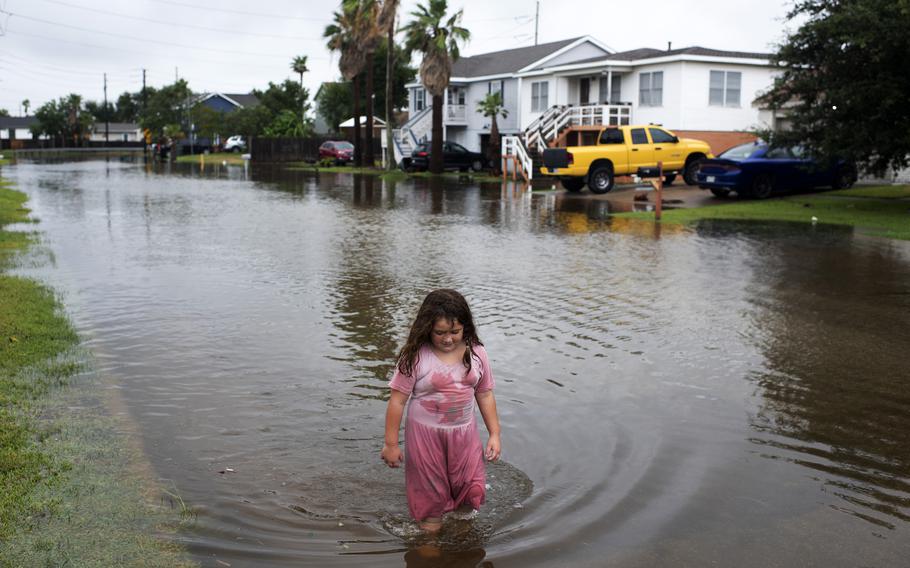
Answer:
[
  {"xmin": 430, "ymin": 94, "xmax": 443, "ymax": 174},
  {"xmin": 352, "ymin": 75, "xmax": 362, "ymax": 167},
  {"xmin": 364, "ymin": 63, "xmax": 375, "ymax": 168},
  {"xmin": 385, "ymin": 26, "xmax": 395, "ymax": 171},
  {"xmin": 489, "ymin": 116, "xmax": 500, "ymax": 174}
]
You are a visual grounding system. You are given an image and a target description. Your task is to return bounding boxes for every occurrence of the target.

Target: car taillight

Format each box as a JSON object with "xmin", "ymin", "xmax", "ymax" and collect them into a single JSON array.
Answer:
[
  {"xmin": 417, "ymin": 151, "xmax": 428, "ymax": 157},
  {"xmin": 566, "ymin": 151, "xmax": 574, "ymax": 165}
]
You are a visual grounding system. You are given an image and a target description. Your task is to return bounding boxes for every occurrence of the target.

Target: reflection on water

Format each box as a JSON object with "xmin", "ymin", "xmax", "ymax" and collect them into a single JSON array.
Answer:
[{"xmin": 6, "ymin": 156, "xmax": 910, "ymax": 567}]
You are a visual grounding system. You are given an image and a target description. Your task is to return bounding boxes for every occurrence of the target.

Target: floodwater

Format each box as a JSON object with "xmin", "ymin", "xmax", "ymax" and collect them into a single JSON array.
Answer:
[{"xmin": 7, "ymin": 156, "xmax": 910, "ymax": 567}]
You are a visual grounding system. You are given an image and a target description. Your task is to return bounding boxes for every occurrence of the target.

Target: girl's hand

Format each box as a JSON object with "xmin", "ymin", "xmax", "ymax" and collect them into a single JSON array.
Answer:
[
  {"xmin": 382, "ymin": 443, "xmax": 403, "ymax": 468},
  {"xmin": 485, "ymin": 433, "xmax": 501, "ymax": 462}
]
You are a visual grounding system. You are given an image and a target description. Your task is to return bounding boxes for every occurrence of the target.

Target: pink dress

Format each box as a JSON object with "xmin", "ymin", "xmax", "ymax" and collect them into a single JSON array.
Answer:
[{"xmin": 389, "ymin": 344, "xmax": 495, "ymax": 521}]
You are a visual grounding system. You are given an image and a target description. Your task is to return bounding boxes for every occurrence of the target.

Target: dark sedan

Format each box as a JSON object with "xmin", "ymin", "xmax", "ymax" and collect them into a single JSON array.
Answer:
[
  {"xmin": 318, "ymin": 140, "xmax": 354, "ymax": 165},
  {"xmin": 408, "ymin": 141, "xmax": 487, "ymax": 172},
  {"xmin": 696, "ymin": 142, "xmax": 856, "ymax": 199}
]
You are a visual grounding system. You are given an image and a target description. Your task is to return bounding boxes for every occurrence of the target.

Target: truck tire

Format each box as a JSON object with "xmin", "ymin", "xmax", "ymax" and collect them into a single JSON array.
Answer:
[
  {"xmin": 561, "ymin": 177, "xmax": 585, "ymax": 192},
  {"xmin": 683, "ymin": 156, "xmax": 703, "ymax": 185},
  {"xmin": 588, "ymin": 165, "xmax": 615, "ymax": 194}
]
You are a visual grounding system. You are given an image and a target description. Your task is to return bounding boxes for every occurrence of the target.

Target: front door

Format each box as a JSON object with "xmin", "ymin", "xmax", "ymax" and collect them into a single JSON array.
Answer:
[{"xmin": 579, "ymin": 78, "xmax": 590, "ymax": 104}]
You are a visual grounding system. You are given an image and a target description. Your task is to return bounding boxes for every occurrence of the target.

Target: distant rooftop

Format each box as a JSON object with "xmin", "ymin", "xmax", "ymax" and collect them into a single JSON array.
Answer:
[
  {"xmin": 561, "ymin": 46, "xmax": 773, "ymax": 68},
  {"xmin": 451, "ymin": 37, "xmax": 586, "ymax": 78}
]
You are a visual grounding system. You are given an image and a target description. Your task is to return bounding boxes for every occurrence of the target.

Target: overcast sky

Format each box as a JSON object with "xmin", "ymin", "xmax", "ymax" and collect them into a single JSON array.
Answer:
[{"xmin": 0, "ymin": 0, "xmax": 802, "ymax": 116}]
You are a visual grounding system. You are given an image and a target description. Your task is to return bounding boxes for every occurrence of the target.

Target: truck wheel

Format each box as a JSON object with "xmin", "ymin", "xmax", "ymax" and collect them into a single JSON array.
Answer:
[
  {"xmin": 588, "ymin": 165, "xmax": 615, "ymax": 194},
  {"xmin": 664, "ymin": 174, "xmax": 676, "ymax": 186},
  {"xmin": 561, "ymin": 177, "xmax": 585, "ymax": 192},
  {"xmin": 683, "ymin": 158, "xmax": 703, "ymax": 185},
  {"xmin": 751, "ymin": 174, "xmax": 774, "ymax": 199}
]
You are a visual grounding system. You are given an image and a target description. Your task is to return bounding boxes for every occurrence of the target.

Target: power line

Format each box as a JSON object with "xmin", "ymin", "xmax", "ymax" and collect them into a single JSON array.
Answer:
[
  {"xmin": 147, "ymin": 0, "xmax": 331, "ymax": 22},
  {"xmin": 0, "ymin": 9, "xmax": 293, "ymax": 59},
  {"xmin": 33, "ymin": 0, "xmax": 324, "ymax": 41}
]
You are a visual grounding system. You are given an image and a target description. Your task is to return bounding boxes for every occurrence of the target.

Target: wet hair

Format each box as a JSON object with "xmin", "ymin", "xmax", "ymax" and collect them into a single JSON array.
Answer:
[{"xmin": 396, "ymin": 289, "xmax": 482, "ymax": 377}]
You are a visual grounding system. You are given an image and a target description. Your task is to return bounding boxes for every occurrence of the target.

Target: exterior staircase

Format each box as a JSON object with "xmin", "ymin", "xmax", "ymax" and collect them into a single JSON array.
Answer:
[{"xmin": 387, "ymin": 106, "xmax": 432, "ymax": 168}]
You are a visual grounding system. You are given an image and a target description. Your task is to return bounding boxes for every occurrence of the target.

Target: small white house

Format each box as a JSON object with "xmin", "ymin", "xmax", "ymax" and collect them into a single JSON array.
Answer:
[
  {"xmin": 0, "ymin": 117, "xmax": 40, "ymax": 141},
  {"xmin": 396, "ymin": 36, "xmax": 780, "ymax": 162},
  {"xmin": 89, "ymin": 122, "xmax": 143, "ymax": 143}
]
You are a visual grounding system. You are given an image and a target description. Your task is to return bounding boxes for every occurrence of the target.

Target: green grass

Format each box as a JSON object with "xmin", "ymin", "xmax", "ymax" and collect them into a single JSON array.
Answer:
[
  {"xmin": 0, "ymin": 180, "xmax": 195, "ymax": 566},
  {"xmin": 614, "ymin": 185, "xmax": 910, "ymax": 240},
  {"xmin": 176, "ymin": 151, "xmax": 246, "ymax": 165}
]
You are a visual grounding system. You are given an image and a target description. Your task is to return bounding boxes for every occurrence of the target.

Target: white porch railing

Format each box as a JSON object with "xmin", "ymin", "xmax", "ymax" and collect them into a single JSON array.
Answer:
[
  {"xmin": 523, "ymin": 103, "xmax": 633, "ymax": 149},
  {"xmin": 446, "ymin": 104, "xmax": 467, "ymax": 123},
  {"xmin": 502, "ymin": 135, "xmax": 534, "ymax": 181}
]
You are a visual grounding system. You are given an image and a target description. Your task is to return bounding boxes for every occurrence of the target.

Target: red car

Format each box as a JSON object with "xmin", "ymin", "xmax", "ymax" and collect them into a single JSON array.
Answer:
[{"xmin": 318, "ymin": 141, "xmax": 354, "ymax": 165}]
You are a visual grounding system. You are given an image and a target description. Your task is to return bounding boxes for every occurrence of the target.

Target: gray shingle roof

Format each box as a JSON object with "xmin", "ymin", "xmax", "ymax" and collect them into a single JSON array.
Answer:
[
  {"xmin": 223, "ymin": 93, "xmax": 260, "ymax": 108},
  {"xmin": 556, "ymin": 46, "xmax": 772, "ymax": 67},
  {"xmin": 0, "ymin": 116, "xmax": 38, "ymax": 129},
  {"xmin": 451, "ymin": 37, "xmax": 587, "ymax": 78}
]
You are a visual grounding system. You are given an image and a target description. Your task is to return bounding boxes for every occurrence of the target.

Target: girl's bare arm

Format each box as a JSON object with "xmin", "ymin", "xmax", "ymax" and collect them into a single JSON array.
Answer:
[
  {"xmin": 381, "ymin": 389, "xmax": 409, "ymax": 467},
  {"xmin": 476, "ymin": 390, "xmax": 501, "ymax": 461}
]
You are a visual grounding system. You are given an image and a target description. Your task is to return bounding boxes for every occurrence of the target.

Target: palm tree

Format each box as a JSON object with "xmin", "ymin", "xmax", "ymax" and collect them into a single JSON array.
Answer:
[
  {"xmin": 477, "ymin": 91, "xmax": 507, "ymax": 174},
  {"xmin": 291, "ymin": 56, "xmax": 309, "ymax": 129},
  {"xmin": 325, "ymin": 0, "xmax": 379, "ymax": 167},
  {"xmin": 401, "ymin": 0, "xmax": 470, "ymax": 174},
  {"xmin": 378, "ymin": 0, "xmax": 399, "ymax": 170},
  {"xmin": 22, "ymin": 99, "xmax": 31, "ymax": 117}
]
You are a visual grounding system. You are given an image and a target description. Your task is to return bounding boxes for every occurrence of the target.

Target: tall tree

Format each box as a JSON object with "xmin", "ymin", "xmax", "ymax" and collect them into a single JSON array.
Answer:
[
  {"xmin": 379, "ymin": 0, "xmax": 400, "ymax": 169},
  {"xmin": 764, "ymin": 0, "xmax": 910, "ymax": 175},
  {"xmin": 21, "ymin": 99, "xmax": 30, "ymax": 117},
  {"xmin": 325, "ymin": 0, "xmax": 379, "ymax": 167},
  {"xmin": 401, "ymin": 0, "xmax": 470, "ymax": 174},
  {"xmin": 291, "ymin": 55, "xmax": 310, "ymax": 129},
  {"xmin": 477, "ymin": 91, "xmax": 507, "ymax": 174}
]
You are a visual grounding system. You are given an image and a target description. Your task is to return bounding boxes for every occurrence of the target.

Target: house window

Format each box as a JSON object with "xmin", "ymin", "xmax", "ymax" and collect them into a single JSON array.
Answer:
[
  {"xmin": 414, "ymin": 87, "xmax": 426, "ymax": 111},
  {"xmin": 531, "ymin": 81, "xmax": 549, "ymax": 112},
  {"xmin": 447, "ymin": 88, "xmax": 465, "ymax": 105},
  {"xmin": 488, "ymin": 80, "xmax": 504, "ymax": 105},
  {"xmin": 598, "ymin": 75, "xmax": 623, "ymax": 103},
  {"xmin": 639, "ymin": 71, "xmax": 663, "ymax": 107},
  {"xmin": 709, "ymin": 70, "xmax": 741, "ymax": 107}
]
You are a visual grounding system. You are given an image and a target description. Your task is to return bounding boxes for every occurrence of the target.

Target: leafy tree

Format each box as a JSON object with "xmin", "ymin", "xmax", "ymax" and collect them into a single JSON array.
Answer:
[
  {"xmin": 224, "ymin": 105, "xmax": 273, "ymax": 138},
  {"xmin": 253, "ymin": 79, "xmax": 311, "ymax": 120},
  {"xmin": 402, "ymin": 0, "xmax": 470, "ymax": 174},
  {"xmin": 477, "ymin": 91, "xmax": 508, "ymax": 173},
  {"xmin": 190, "ymin": 104, "xmax": 227, "ymax": 142},
  {"xmin": 316, "ymin": 82, "xmax": 353, "ymax": 132},
  {"xmin": 31, "ymin": 94, "xmax": 93, "ymax": 145},
  {"xmin": 263, "ymin": 109, "xmax": 309, "ymax": 137},
  {"xmin": 0, "ymin": 109, "xmax": 9, "ymax": 117},
  {"xmin": 139, "ymin": 80, "xmax": 192, "ymax": 137},
  {"xmin": 85, "ymin": 100, "xmax": 117, "ymax": 123},
  {"xmin": 765, "ymin": 0, "xmax": 910, "ymax": 174},
  {"xmin": 115, "ymin": 91, "xmax": 141, "ymax": 123}
]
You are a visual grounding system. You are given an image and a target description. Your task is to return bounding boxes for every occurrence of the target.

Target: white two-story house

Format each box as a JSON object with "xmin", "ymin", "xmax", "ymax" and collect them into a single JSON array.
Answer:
[{"xmin": 397, "ymin": 36, "xmax": 780, "ymax": 165}]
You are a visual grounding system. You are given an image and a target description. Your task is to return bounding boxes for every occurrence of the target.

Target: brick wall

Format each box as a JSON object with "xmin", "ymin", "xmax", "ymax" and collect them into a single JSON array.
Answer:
[{"xmin": 672, "ymin": 131, "xmax": 758, "ymax": 155}]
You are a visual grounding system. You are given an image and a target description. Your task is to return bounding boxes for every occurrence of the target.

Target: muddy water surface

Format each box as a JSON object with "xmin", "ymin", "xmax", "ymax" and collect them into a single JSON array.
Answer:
[{"xmin": 8, "ymin": 157, "xmax": 910, "ymax": 567}]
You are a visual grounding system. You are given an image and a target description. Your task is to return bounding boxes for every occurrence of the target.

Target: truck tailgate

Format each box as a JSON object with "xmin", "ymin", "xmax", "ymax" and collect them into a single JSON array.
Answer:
[{"xmin": 542, "ymin": 148, "xmax": 570, "ymax": 170}]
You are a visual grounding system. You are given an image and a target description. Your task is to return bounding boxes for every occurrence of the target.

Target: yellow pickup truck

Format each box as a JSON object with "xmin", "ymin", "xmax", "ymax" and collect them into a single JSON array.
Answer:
[{"xmin": 540, "ymin": 125, "xmax": 713, "ymax": 194}]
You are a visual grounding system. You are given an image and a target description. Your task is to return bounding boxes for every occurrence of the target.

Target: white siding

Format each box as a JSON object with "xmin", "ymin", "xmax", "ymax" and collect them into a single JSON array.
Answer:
[
  {"xmin": 675, "ymin": 62, "xmax": 778, "ymax": 130},
  {"xmin": 541, "ymin": 43, "xmax": 610, "ymax": 68}
]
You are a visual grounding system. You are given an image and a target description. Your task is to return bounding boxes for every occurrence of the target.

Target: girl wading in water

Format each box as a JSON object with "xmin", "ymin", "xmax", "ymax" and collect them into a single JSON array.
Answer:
[{"xmin": 381, "ymin": 289, "xmax": 501, "ymax": 533}]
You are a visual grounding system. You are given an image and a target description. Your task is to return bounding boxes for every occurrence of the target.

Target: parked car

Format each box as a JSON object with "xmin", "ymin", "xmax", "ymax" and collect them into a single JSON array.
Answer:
[
  {"xmin": 408, "ymin": 141, "xmax": 488, "ymax": 172},
  {"xmin": 696, "ymin": 142, "xmax": 856, "ymax": 199},
  {"xmin": 318, "ymin": 140, "xmax": 354, "ymax": 165},
  {"xmin": 224, "ymin": 135, "xmax": 246, "ymax": 153}
]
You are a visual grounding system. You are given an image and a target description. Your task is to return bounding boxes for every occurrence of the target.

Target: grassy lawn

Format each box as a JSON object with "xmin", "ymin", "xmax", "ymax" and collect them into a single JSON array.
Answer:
[
  {"xmin": 615, "ymin": 185, "xmax": 910, "ymax": 240},
  {"xmin": 0, "ymin": 180, "xmax": 194, "ymax": 566},
  {"xmin": 176, "ymin": 151, "xmax": 246, "ymax": 165}
]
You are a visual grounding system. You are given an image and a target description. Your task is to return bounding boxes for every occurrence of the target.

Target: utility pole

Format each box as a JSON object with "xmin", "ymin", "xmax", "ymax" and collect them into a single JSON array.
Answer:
[
  {"xmin": 535, "ymin": 1, "xmax": 539, "ymax": 46},
  {"xmin": 103, "ymin": 72, "xmax": 109, "ymax": 144}
]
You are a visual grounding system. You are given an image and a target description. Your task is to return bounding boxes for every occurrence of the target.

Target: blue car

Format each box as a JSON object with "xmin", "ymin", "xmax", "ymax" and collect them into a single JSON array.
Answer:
[{"xmin": 696, "ymin": 142, "xmax": 856, "ymax": 199}]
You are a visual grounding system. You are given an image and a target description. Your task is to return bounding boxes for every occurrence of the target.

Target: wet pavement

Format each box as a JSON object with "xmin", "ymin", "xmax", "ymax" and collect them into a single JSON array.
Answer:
[{"xmin": 6, "ymin": 156, "xmax": 910, "ymax": 567}]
